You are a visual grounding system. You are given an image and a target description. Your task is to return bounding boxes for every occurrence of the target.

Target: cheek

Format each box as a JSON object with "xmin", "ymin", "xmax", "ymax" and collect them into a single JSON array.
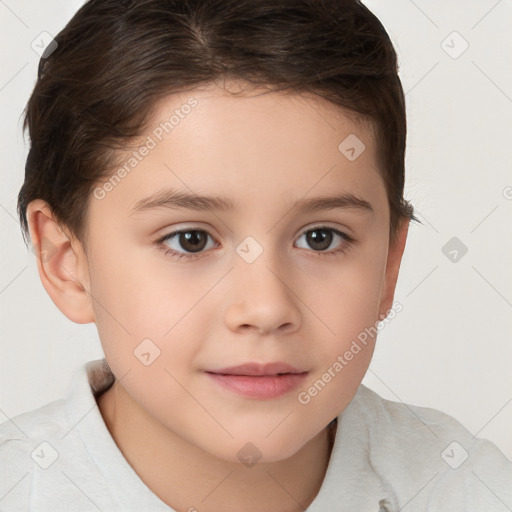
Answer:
[
  {"xmin": 295, "ymin": 242, "xmax": 386, "ymax": 398},
  {"xmin": 88, "ymin": 243, "xmax": 212, "ymax": 378},
  {"xmin": 89, "ymin": 239, "xmax": 195, "ymax": 331},
  {"xmin": 303, "ymin": 243, "xmax": 387, "ymax": 340},
  {"xmin": 293, "ymin": 262, "xmax": 385, "ymax": 427}
]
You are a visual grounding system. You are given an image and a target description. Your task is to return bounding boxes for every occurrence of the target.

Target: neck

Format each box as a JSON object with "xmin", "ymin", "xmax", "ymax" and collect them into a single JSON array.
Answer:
[{"xmin": 97, "ymin": 381, "xmax": 337, "ymax": 512}]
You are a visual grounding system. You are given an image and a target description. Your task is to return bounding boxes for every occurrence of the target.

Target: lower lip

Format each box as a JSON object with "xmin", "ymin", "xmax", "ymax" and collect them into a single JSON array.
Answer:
[{"xmin": 205, "ymin": 372, "xmax": 308, "ymax": 399}]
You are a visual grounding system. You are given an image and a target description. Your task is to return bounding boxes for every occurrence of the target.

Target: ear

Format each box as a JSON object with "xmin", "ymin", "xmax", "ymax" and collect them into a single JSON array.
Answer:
[
  {"xmin": 26, "ymin": 199, "xmax": 94, "ymax": 324},
  {"xmin": 378, "ymin": 218, "xmax": 409, "ymax": 321}
]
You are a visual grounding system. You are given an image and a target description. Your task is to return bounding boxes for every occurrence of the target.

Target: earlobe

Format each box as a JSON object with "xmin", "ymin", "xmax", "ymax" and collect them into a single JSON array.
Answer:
[
  {"xmin": 378, "ymin": 219, "xmax": 409, "ymax": 320},
  {"xmin": 26, "ymin": 199, "xmax": 95, "ymax": 324}
]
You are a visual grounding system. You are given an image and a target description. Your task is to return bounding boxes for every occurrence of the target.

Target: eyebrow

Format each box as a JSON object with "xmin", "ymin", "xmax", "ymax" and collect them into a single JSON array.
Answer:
[{"xmin": 129, "ymin": 188, "xmax": 374, "ymax": 216}]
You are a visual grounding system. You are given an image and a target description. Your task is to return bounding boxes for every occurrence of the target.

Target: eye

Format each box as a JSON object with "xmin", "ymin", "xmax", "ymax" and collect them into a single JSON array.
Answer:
[
  {"xmin": 157, "ymin": 228, "xmax": 217, "ymax": 261},
  {"xmin": 155, "ymin": 225, "xmax": 354, "ymax": 262},
  {"xmin": 295, "ymin": 225, "xmax": 353, "ymax": 256}
]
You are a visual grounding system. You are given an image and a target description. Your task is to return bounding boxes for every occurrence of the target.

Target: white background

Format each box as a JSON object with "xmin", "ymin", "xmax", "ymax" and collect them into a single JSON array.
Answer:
[{"xmin": 1, "ymin": 0, "xmax": 511, "ymax": 461}]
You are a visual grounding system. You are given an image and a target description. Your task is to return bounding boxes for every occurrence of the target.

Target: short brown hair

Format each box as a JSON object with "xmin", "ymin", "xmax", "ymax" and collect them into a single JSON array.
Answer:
[{"xmin": 18, "ymin": 0, "xmax": 418, "ymax": 250}]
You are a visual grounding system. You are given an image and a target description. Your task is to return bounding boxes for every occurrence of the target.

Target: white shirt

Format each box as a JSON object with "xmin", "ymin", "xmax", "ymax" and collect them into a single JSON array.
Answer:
[{"xmin": 1, "ymin": 358, "xmax": 511, "ymax": 511}]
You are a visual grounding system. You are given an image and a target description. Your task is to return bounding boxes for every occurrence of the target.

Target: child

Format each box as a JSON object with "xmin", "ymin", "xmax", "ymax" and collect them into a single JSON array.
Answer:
[{"xmin": 2, "ymin": 0, "xmax": 511, "ymax": 510}]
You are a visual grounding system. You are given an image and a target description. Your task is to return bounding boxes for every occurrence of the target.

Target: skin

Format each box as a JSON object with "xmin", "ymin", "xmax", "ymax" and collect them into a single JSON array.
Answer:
[{"xmin": 27, "ymin": 80, "xmax": 409, "ymax": 512}]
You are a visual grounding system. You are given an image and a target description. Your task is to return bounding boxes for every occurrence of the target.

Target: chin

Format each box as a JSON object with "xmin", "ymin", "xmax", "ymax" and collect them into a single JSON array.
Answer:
[{"xmin": 198, "ymin": 435, "xmax": 304, "ymax": 466}]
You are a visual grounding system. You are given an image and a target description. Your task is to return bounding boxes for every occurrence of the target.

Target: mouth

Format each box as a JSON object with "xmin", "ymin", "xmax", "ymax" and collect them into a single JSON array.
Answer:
[
  {"xmin": 204, "ymin": 362, "xmax": 308, "ymax": 399},
  {"xmin": 205, "ymin": 361, "xmax": 307, "ymax": 377}
]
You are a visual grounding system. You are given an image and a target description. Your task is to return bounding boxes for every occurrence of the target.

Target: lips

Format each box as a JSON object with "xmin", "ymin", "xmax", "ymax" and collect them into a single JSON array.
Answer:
[
  {"xmin": 205, "ymin": 362, "xmax": 306, "ymax": 376},
  {"xmin": 204, "ymin": 362, "xmax": 308, "ymax": 399}
]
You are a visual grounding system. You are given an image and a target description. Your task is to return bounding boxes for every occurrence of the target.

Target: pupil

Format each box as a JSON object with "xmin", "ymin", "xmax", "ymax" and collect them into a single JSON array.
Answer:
[
  {"xmin": 308, "ymin": 229, "xmax": 332, "ymax": 251},
  {"xmin": 180, "ymin": 231, "xmax": 207, "ymax": 252}
]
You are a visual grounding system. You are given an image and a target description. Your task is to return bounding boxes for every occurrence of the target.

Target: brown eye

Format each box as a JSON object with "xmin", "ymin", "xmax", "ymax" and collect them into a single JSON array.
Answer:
[
  {"xmin": 160, "ymin": 229, "xmax": 216, "ymax": 257},
  {"xmin": 157, "ymin": 224, "xmax": 353, "ymax": 263},
  {"xmin": 305, "ymin": 228, "xmax": 333, "ymax": 251},
  {"xmin": 295, "ymin": 226, "xmax": 351, "ymax": 253},
  {"xmin": 176, "ymin": 231, "xmax": 209, "ymax": 253}
]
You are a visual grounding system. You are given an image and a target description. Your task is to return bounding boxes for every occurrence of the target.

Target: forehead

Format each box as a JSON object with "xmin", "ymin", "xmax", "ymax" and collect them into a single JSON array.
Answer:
[
  {"xmin": 91, "ymin": 81, "xmax": 386, "ymax": 223},
  {"xmin": 147, "ymin": 80, "xmax": 377, "ymax": 156}
]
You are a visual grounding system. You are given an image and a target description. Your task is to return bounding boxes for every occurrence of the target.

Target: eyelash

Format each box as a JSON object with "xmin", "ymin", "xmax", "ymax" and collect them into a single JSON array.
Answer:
[{"xmin": 155, "ymin": 225, "xmax": 354, "ymax": 262}]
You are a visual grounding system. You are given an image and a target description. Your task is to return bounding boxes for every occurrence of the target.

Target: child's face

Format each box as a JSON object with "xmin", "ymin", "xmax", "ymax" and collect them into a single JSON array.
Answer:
[{"xmin": 66, "ymin": 81, "xmax": 405, "ymax": 462}]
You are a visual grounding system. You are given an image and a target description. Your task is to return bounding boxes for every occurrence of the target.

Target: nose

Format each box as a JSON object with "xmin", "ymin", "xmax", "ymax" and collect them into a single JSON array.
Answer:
[{"xmin": 224, "ymin": 250, "xmax": 302, "ymax": 335}]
